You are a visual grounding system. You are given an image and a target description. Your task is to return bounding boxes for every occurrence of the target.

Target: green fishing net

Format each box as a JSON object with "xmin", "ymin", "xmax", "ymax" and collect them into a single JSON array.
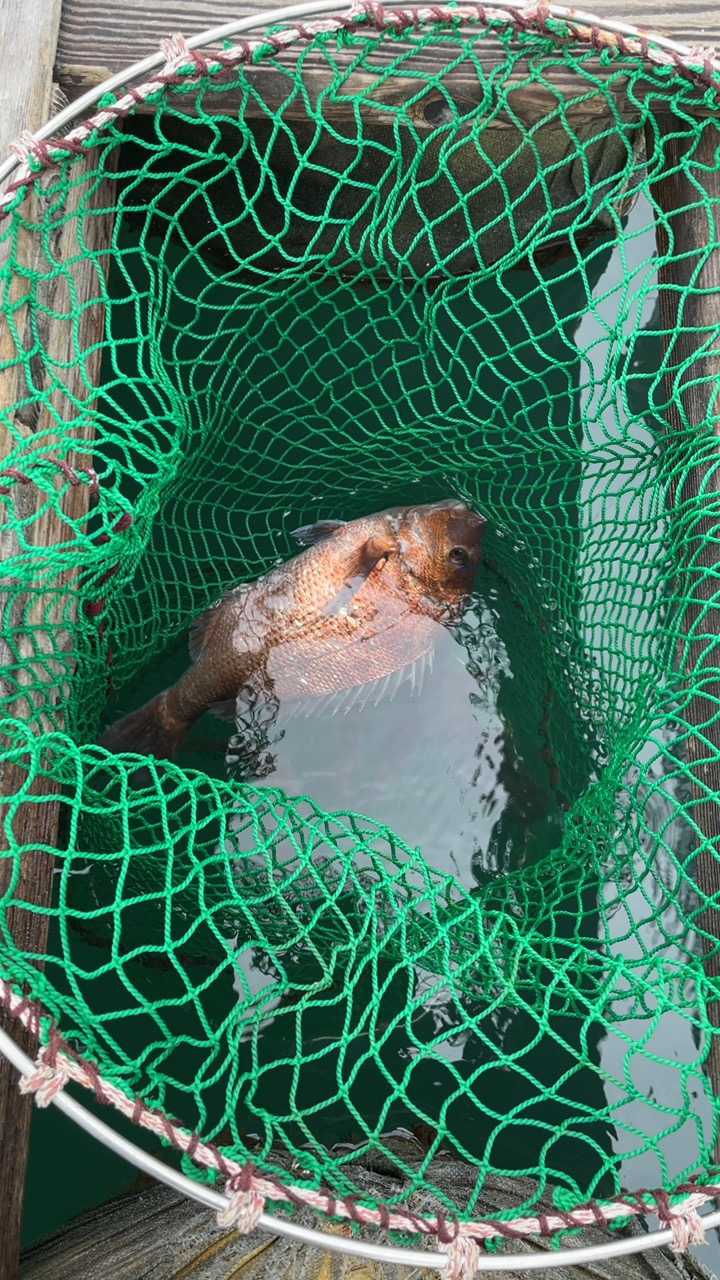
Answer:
[{"xmin": 2, "ymin": 9, "xmax": 720, "ymax": 1236}]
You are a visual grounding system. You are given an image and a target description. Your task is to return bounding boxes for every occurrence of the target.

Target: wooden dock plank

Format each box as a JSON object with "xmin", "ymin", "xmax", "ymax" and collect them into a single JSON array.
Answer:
[
  {"xmin": 54, "ymin": 0, "xmax": 720, "ymax": 113},
  {"xmin": 18, "ymin": 1167, "xmax": 719, "ymax": 1280},
  {"xmin": 55, "ymin": 0, "xmax": 720, "ymax": 75},
  {"xmin": 0, "ymin": 8, "xmax": 115, "ymax": 1280},
  {"xmin": 0, "ymin": 10, "xmax": 66, "ymax": 1277}
]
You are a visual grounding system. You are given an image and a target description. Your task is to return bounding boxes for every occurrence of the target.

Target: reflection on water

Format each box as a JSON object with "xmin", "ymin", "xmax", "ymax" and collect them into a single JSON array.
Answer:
[
  {"xmin": 224, "ymin": 588, "xmax": 561, "ymax": 891},
  {"xmin": 573, "ymin": 203, "xmax": 715, "ymax": 1226},
  {"xmin": 599, "ymin": 721, "xmax": 712, "ymax": 1183},
  {"xmin": 98, "ymin": 556, "xmax": 610, "ymax": 1198},
  {"xmin": 49, "ymin": 188, "xmax": 717, "ymax": 1251}
]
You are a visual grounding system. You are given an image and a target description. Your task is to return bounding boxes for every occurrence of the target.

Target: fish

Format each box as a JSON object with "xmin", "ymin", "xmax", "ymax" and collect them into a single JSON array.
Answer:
[{"xmin": 99, "ymin": 498, "xmax": 486, "ymax": 761}]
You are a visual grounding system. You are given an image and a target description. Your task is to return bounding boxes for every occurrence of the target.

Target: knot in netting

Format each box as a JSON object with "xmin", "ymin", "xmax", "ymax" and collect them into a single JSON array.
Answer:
[
  {"xmin": 656, "ymin": 1193, "xmax": 709, "ymax": 1253},
  {"xmin": 8, "ymin": 129, "xmax": 46, "ymax": 169},
  {"xmin": 3, "ymin": 3, "xmax": 720, "ymax": 1257},
  {"xmin": 217, "ymin": 1170, "xmax": 266, "ymax": 1234},
  {"xmin": 158, "ymin": 32, "xmax": 195, "ymax": 74},
  {"xmin": 19, "ymin": 1049, "xmax": 70, "ymax": 1108},
  {"xmin": 438, "ymin": 1227, "xmax": 482, "ymax": 1280}
]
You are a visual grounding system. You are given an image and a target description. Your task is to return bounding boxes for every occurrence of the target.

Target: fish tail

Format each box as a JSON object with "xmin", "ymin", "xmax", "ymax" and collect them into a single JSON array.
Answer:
[{"xmin": 99, "ymin": 691, "xmax": 189, "ymax": 761}]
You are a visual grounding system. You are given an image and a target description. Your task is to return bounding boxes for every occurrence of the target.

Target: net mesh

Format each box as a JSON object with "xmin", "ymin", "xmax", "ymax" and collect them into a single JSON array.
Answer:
[{"xmin": 1, "ymin": 12, "xmax": 720, "ymax": 1233}]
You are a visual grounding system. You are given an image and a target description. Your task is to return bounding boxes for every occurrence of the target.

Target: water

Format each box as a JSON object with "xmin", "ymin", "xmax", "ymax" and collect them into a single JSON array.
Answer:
[
  {"xmin": 233, "ymin": 645, "xmax": 540, "ymax": 892},
  {"xmin": 71, "ymin": 536, "xmax": 610, "ymax": 1206},
  {"xmin": 20, "ymin": 193, "xmax": 719, "ymax": 1268},
  {"xmin": 574, "ymin": 207, "xmax": 715, "ymax": 1198},
  {"xmin": 82, "ymin": 557, "xmax": 604, "ymax": 1202},
  {"xmin": 116, "ymin": 571, "xmax": 564, "ymax": 890}
]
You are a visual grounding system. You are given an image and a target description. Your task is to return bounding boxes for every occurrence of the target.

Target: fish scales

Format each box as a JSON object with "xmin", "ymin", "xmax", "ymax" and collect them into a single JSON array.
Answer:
[{"xmin": 100, "ymin": 499, "xmax": 485, "ymax": 761}]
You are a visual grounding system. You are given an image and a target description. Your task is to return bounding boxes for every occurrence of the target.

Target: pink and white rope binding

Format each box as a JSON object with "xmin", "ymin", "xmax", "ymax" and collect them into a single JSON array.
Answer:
[
  {"xmin": 2, "ymin": 3, "xmax": 720, "ymax": 1272},
  {"xmin": 2, "ymin": 978, "xmax": 718, "ymax": 1263},
  {"xmin": 2, "ymin": 0, "xmax": 720, "ymax": 217}
]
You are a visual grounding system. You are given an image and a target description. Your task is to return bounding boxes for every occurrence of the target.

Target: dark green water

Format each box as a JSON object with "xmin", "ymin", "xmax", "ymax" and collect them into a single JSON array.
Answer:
[{"xmin": 20, "ymin": 193, "xmax": 715, "ymax": 1265}]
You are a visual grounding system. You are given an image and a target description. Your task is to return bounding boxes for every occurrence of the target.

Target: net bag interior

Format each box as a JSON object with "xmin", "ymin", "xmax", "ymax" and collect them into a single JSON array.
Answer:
[{"xmin": 2, "ymin": 8, "xmax": 720, "ymax": 1248}]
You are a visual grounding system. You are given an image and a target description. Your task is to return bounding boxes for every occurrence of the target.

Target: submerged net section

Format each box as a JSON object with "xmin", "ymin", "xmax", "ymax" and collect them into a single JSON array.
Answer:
[{"xmin": 2, "ymin": 10, "xmax": 720, "ymax": 1241}]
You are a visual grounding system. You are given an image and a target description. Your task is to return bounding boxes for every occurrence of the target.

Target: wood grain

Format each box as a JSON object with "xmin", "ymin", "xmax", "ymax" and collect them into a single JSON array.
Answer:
[
  {"xmin": 55, "ymin": 0, "xmax": 720, "ymax": 72},
  {"xmin": 0, "ymin": 10, "xmax": 65, "ymax": 1278},
  {"xmin": 19, "ymin": 1170, "xmax": 716, "ymax": 1280},
  {"xmin": 0, "ymin": 9, "xmax": 116, "ymax": 1280},
  {"xmin": 54, "ymin": 0, "xmax": 720, "ymax": 116},
  {"xmin": 647, "ymin": 115, "xmax": 720, "ymax": 1128}
]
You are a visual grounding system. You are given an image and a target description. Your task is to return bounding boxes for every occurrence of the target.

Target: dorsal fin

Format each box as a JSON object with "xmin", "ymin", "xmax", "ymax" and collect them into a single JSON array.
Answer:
[
  {"xmin": 292, "ymin": 519, "xmax": 346, "ymax": 547},
  {"xmin": 189, "ymin": 603, "xmax": 219, "ymax": 662},
  {"xmin": 189, "ymin": 582, "xmax": 249, "ymax": 662}
]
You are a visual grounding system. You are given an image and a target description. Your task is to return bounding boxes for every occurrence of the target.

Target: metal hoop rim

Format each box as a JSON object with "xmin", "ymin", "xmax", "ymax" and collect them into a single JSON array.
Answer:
[
  {"xmin": 2, "ymin": 2, "xmax": 719, "ymax": 1270},
  {"xmin": 2, "ymin": 1023, "xmax": 719, "ymax": 1270},
  {"xmin": 0, "ymin": 0, "xmax": 718, "ymax": 190}
]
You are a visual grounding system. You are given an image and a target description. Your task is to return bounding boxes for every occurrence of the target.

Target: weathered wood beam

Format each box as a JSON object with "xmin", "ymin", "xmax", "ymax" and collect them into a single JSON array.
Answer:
[
  {"xmin": 647, "ymin": 114, "xmax": 720, "ymax": 1130},
  {"xmin": 17, "ymin": 1170, "xmax": 720, "ymax": 1280},
  {"xmin": 0, "ymin": 165, "xmax": 116, "ymax": 1275},
  {"xmin": 93, "ymin": 74, "xmax": 631, "ymax": 127},
  {"xmin": 0, "ymin": 10, "xmax": 66, "ymax": 1276},
  {"xmin": 0, "ymin": 8, "xmax": 116, "ymax": 1279},
  {"xmin": 54, "ymin": 0, "xmax": 720, "ymax": 116}
]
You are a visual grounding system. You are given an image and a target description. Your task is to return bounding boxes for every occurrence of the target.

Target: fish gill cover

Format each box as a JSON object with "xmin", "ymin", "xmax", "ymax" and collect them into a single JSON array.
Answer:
[{"xmin": 1, "ymin": 9, "xmax": 719, "ymax": 1246}]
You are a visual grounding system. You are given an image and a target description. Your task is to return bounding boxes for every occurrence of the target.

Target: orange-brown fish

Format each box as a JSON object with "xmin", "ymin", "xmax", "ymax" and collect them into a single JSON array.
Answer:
[{"xmin": 100, "ymin": 498, "xmax": 485, "ymax": 760}]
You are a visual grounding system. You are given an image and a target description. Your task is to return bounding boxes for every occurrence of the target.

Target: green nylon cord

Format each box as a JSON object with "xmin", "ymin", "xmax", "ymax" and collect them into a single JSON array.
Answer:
[{"xmin": 1, "ymin": 22, "xmax": 719, "ymax": 1224}]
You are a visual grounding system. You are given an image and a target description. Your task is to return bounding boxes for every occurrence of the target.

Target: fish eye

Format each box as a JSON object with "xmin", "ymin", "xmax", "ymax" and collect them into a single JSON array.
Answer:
[{"xmin": 448, "ymin": 546, "xmax": 469, "ymax": 566}]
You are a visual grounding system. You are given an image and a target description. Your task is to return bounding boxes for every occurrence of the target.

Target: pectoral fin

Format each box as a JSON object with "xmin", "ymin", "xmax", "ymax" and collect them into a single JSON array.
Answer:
[{"xmin": 324, "ymin": 534, "xmax": 394, "ymax": 616}]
